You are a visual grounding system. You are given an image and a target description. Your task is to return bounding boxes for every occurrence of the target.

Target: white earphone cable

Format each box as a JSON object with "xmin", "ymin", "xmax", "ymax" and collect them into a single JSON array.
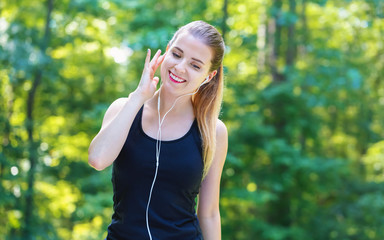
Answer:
[{"xmin": 145, "ymin": 77, "xmax": 209, "ymax": 239}]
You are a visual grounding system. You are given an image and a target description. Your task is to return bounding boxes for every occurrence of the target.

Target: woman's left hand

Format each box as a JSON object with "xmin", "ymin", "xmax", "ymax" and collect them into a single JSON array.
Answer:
[{"xmin": 134, "ymin": 49, "xmax": 166, "ymax": 101}]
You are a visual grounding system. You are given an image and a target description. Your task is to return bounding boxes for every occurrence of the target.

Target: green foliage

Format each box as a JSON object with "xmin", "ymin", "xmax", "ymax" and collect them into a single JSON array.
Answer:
[{"xmin": 1, "ymin": 0, "xmax": 384, "ymax": 239}]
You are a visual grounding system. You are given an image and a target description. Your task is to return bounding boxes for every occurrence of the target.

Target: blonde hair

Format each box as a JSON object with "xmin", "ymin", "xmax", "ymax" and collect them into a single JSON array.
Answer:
[{"xmin": 169, "ymin": 21, "xmax": 225, "ymax": 178}]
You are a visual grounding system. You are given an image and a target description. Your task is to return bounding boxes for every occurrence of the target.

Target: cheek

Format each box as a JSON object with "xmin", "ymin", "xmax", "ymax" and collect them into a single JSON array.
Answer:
[
  {"xmin": 161, "ymin": 56, "xmax": 178, "ymax": 72},
  {"xmin": 164, "ymin": 55, "xmax": 177, "ymax": 66},
  {"xmin": 160, "ymin": 64, "xmax": 166, "ymax": 78},
  {"xmin": 160, "ymin": 59, "xmax": 173, "ymax": 77},
  {"xmin": 160, "ymin": 57, "xmax": 170, "ymax": 71},
  {"xmin": 191, "ymin": 74, "xmax": 205, "ymax": 84}
]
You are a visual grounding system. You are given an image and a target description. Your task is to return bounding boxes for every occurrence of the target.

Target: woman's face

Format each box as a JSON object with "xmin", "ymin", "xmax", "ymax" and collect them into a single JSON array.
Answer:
[{"xmin": 160, "ymin": 32, "xmax": 213, "ymax": 96}]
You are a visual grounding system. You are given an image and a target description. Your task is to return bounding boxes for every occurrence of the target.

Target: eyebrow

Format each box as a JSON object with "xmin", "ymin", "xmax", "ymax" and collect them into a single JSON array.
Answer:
[{"xmin": 174, "ymin": 47, "xmax": 205, "ymax": 65}]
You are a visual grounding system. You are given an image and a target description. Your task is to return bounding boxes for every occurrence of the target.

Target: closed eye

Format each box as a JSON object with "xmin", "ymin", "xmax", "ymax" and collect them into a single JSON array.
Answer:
[
  {"xmin": 172, "ymin": 52, "xmax": 181, "ymax": 58},
  {"xmin": 192, "ymin": 64, "xmax": 200, "ymax": 70}
]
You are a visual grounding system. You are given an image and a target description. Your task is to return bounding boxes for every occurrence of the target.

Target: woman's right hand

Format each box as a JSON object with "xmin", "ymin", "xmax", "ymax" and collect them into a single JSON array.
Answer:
[{"xmin": 134, "ymin": 49, "xmax": 165, "ymax": 101}]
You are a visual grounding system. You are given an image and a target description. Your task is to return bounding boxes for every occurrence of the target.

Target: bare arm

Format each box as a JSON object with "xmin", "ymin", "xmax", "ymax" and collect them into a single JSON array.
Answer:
[
  {"xmin": 88, "ymin": 94, "xmax": 144, "ymax": 170},
  {"xmin": 197, "ymin": 119, "xmax": 228, "ymax": 240},
  {"xmin": 88, "ymin": 49, "xmax": 165, "ymax": 170}
]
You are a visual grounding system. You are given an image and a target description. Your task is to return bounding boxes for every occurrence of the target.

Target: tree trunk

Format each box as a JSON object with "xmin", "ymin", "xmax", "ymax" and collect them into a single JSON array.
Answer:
[
  {"xmin": 221, "ymin": 0, "xmax": 229, "ymax": 42},
  {"xmin": 301, "ymin": 0, "xmax": 308, "ymax": 47},
  {"xmin": 0, "ymin": 85, "xmax": 14, "ymax": 179},
  {"xmin": 267, "ymin": 0, "xmax": 299, "ymax": 232},
  {"xmin": 23, "ymin": 0, "xmax": 53, "ymax": 238},
  {"xmin": 268, "ymin": 0, "xmax": 285, "ymax": 136},
  {"xmin": 299, "ymin": 0, "xmax": 307, "ymax": 152},
  {"xmin": 286, "ymin": 0, "xmax": 296, "ymax": 67},
  {"xmin": 269, "ymin": 0, "xmax": 284, "ymax": 83},
  {"xmin": 257, "ymin": 12, "xmax": 267, "ymax": 73}
]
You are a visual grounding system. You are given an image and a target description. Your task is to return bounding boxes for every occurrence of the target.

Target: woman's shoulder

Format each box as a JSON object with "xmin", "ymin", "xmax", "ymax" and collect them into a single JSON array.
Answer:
[
  {"xmin": 106, "ymin": 97, "xmax": 130, "ymax": 113},
  {"xmin": 216, "ymin": 119, "xmax": 228, "ymax": 140},
  {"xmin": 111, "ymin": 97, "xmax": 129, "ymax": 107},
  {"xmin": 101, "ymin": 97, "xmax": 129, "ymax": 127}
]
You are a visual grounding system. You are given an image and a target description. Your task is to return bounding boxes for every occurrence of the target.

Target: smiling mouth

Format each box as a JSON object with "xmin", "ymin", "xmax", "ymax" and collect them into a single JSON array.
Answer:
[{"xmin": 169, "ymin": 71, "xmax": 186, "ymax": 83}]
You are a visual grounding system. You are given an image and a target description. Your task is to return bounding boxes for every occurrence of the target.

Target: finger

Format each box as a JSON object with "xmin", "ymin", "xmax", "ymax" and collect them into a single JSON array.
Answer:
[
  {"xmin": 155, "ymin": 54, "xmax": 166, "ymax": 68},
  {"xmin": 152, "ymin": 76, "xmax": 160, "ymax": 87},
  {"xmin": 154, "ymin": 49, "xmax": 162, "ymax": 59},
  {"xmin": 150, "ymin": 49, "xmax": 161, "ymax": 67},
  {"xmin": 152, "ymin": 54, "xmax": 164, "ymax": 71},
  {"xmin": 144, "ymin": 49, "xmax": 151, "ymax": 70}
]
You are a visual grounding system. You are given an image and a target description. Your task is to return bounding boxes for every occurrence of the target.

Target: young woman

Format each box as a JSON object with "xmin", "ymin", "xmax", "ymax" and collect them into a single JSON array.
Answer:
[{"xmin": 88, "ymin": 20, "xmax": 228, "ymax": 240}]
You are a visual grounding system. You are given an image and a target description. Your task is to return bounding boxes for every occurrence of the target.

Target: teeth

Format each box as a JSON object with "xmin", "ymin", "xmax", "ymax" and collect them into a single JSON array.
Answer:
[{"xmin": 170, "ymin": 72, "xmax": 185, "ymax": 82}]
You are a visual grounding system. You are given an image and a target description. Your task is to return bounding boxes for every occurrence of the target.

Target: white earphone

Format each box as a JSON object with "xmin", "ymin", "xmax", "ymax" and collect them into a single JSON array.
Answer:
[
  {"xmin": 200, "ymin": 76, "xmax": 209, "ymax": 86},
  {"xmin": 145, "ymin": 75, "xmax": 210, "ymax": 240}
]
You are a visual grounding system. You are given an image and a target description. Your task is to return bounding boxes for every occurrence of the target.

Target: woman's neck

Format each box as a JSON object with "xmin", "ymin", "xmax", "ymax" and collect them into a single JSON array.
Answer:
[{"xmin": 154, "ymin": 87, "xmax": 194, "ymax": 119}]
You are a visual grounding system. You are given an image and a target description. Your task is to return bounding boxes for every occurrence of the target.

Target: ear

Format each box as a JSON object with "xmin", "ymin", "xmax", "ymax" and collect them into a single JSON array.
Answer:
[{"xmin": 207, "ymin": 70, "xmax": 218, "ymax": 82}]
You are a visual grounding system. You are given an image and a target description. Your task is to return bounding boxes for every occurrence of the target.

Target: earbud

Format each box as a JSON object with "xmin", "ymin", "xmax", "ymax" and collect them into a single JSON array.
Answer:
[{"xmin": 200, "ymin": 76, "xmax": 209, "ymax": 87}]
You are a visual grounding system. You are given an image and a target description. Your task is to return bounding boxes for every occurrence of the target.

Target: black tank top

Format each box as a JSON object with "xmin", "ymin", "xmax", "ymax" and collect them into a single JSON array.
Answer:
[{"xmin": 106, "ymin": 106, "xmax": 204, "ymax": 240}]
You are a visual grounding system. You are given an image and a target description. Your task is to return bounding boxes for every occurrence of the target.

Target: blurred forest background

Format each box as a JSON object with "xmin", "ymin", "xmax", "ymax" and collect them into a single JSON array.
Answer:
[{"xmin": 1, "ymin": 0, "xmax": 384, "ymax": 239}]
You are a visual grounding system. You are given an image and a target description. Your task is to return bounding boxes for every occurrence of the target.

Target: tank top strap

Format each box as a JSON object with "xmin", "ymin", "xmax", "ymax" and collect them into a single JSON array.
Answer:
[{"xmin": 190, "ymin": 120, "xmax": 203, "ymax": 157}]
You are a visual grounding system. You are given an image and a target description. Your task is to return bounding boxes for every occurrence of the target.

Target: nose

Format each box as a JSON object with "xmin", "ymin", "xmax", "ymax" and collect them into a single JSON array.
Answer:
[{"xmin": 174, "ymin": 59, "xmax": 187, "ymax": 74}]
